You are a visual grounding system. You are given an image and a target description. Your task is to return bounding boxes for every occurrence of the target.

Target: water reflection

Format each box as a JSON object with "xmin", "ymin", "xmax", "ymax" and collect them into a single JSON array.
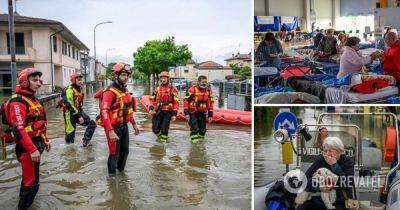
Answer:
[{"xmin": 0, "ymin": 83, "xmax": 251, "ymax": 209}]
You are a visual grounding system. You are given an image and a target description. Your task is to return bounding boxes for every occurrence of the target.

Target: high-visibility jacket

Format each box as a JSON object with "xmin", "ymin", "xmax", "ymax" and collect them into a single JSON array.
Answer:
[
  {"xmin": 7, "ymin": 86, "xmax": 48, "ymax": 153},
  {"xmin": 65, "ymin": 85, "xmax": 84, "ymax": 114},
  {"xmin": 149, "ymin": 83, "xmax": 179, "ymax": 115},
  {"xmin": 100, "ymin": 84, "xmax": 135, "ymax": 132},
  {"xmin": 184, "ymin": 85, "xmax": 214, "ymax": 116}
]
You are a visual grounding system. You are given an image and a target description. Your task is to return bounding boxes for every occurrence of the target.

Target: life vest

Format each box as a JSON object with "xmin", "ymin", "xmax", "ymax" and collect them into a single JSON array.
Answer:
[
  {"xmin": 57, "ymin": 85, "xmax": 84, "ymax": 112},
  {"xmin": 189, "ymin": 86, "xmax": 213, "ymax": 113},
  {"xmin": 1, "ymin": 94, "xmax": 47, "ymax": 143},
  {"xmin": 96, "ymin": 87, "xmax": 134, "ymax": 126},
  {"xmin": 153, "ymin": 85, "xmax": 176, "ymax": 111}
]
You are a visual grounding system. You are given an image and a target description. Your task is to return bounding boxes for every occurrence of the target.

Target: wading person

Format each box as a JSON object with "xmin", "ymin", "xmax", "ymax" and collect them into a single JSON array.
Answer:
[
  {"xmin": 58, "ymin": 72, "xmax": 97, "ymax": 146},
  {"xmin": 99, "ymin": 62, "xmax": 139, "ymax": 176},
  {"xmin": 148, "ymin": 71, "xmax": 179, "ymax": 142},
  {"xmin": 184, "ymin": 75, "xmax": 214, "ymax": 143},
  {"xmin": 2, "ymin": 68, "xmax": 51, "ymax": 209}
]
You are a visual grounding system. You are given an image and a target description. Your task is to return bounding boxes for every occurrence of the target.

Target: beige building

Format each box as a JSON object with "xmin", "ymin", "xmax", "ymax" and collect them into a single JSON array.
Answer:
[
  {"xmin": 170, "ymin": 59, "xmax": 234, "ymax": 82},
  {"xmin": 224, "ymin": 52, "xmax": 252, "ymax": 68},
  {"xmin": 0, "ymin": 14, "xmax": 89, "ymax": 95},
  {"xmin": 195, "ymin": 61, "xmax": 233, "ymax": 82},
  {"xmin": 172, "ymin": 59, "xmax": 197, "ymax": 80}
]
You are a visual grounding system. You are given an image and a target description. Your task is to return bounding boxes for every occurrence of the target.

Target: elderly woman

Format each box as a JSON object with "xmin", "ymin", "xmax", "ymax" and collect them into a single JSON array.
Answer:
[
  {"xmin": 296, "ymin": 137, "xmax": 355, "ymax": 210},
  {"xmin": 337, "ymin": 37, "xmax": 382, "ymax": 78},
  {"xmin": 255, "ymin": 32, "xmax": 283, "ymax": 68}
]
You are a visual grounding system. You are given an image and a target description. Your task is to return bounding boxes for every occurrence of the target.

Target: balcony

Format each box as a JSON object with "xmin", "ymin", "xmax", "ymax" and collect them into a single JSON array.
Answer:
[{"xmin": 0, "ymin": 47, "xmax": 37, "ymax": 62}]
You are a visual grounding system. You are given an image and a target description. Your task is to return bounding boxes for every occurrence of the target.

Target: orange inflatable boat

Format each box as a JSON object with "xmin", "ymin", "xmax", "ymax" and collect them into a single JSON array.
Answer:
[{"xmin": 140, "ymin": 95, "xmax": 251, "ymax": 126}]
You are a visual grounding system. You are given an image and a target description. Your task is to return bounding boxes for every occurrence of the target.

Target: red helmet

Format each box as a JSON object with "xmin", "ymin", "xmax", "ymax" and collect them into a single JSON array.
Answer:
[
  {"xmin": 159, "ymin": 71, "xmax": 170, "ymax": 78},
  {"xmin": 18, "ymin": 68, "xmax": 42, "ymax": 88},
  {"xmin": 70, "ymin": 72, "xmax": 83, "ymax": 84},
  {"xmin": 112, "ymin": 62, "xmax": 131, "ymax": 74}
]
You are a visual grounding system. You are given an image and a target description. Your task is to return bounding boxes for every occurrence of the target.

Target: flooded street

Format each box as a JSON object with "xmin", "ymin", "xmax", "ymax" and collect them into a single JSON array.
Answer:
[
  {"xmin": 0, "ymin": 83, "xmax": 251, "ymax": 210},
  {"xmin": 254, "ymin": 107, "xmax": 393, "ymax": 188}
]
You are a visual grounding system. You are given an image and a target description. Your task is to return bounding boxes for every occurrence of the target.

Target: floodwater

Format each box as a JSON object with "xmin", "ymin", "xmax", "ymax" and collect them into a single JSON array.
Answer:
[
  {"xmin": 0, "ymin": 83, "xmax": 251, "ymax": 210},
  {"xmin": 254, "ymin": 106, "xmax": 394, "ymax": 187}
]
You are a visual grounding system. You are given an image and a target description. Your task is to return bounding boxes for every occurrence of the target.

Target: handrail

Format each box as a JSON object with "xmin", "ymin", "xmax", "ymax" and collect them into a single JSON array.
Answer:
[
  {"xmin": 316, "ymin": 112, "xmax": 399, "ymax": 193},
  {"xmin": 295, "ymin": 123, "xmax": 361, "ymax": 169}
]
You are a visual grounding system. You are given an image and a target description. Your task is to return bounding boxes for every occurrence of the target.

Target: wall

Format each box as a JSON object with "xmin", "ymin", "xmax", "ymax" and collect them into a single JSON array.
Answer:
[
  {"xmin": 197, "ymin": 69, "xmax": 233, "ymax": 82},
  {"xmin": 254, "ymin": 0, "xmax": 266, "ymax": 16},
  {"xmin": 314, "ymin": 0, "xmax": 334, "ymax": 29},
  {"xmin": 268, "ymin": 0, "xmax": 305, "ymax": 18}
]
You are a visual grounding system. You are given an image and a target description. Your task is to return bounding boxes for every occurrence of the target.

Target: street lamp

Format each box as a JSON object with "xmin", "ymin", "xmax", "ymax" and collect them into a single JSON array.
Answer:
[
  {"xmin": 105, "ymin": 48, "xmax": 115, "ymax": 67},
  {"xmin": 93, "ymin": 21, "xmax": 112, "ymax": 60},
  {"xmin": 93, "ymin": 21, "xmax": 112, "ymax": 86}
]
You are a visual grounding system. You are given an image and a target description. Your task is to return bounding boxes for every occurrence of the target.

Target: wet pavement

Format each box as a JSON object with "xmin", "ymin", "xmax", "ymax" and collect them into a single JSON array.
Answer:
[{"xmin": 0, "ymin": 83, "xmax": 251, "ymax": 210}]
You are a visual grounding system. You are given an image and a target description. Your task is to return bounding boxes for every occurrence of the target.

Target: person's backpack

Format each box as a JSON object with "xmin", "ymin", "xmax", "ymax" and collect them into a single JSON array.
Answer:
[
  {"xmin": 1, "ymin": 95, "xmax": 24, "ymax": 143},
  {"xmin": 93, "ymin": 87, "xmax": 136, "ymax": 126},
  {"xmin": 56, "ymin": 86, "xmax": 69, "ymax": 109}
]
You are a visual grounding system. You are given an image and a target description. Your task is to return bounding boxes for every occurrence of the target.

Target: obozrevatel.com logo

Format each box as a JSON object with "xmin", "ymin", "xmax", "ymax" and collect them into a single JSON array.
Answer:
[{"xmin": 283, "ymin": 169, "xmax": 308, "ymax": 194}]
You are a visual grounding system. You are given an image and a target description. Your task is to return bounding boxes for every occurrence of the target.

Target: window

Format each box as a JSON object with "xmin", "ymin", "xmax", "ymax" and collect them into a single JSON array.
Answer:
[
  {"xmin": 52, "ymin": 36, "xmax": 57, "ymax": 52},
  {"xmin": 68, "ymin": 44, "xmax": 71, "ymax": 57},
  {"xmin": 62, "ymin": 41, "xmax": 66, "ymax": 55},
  {"xmin": 6, "ymin": 32, "xmax": 25, "ymax": 54},
  {"xmin": 184, "ymin": 68, "xmax": 189, "ymax": 73},
  {"xmin": 72, "ymin": 47, "xmax": 75, "ymax": 59}
]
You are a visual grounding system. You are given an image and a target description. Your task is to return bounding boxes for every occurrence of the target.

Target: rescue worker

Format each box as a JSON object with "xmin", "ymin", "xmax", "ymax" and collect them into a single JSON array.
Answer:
[
  {"xmin": 60, "ymin": 72, "xmax": 97, "ymax": 146},
  {"xmin": 7, "ymin": 68, "xmax": 51, "ymax": 209},
  {"xmin": 148, "ymin": 71, "xmax": 179, "ymax": 142},
  {"xmin": 100, "ymin": 62, "xmax": 139, "ymax": 176},
  {"xmin": 184, "ymin": 75, "xmax": 214, "ymax": 143}
]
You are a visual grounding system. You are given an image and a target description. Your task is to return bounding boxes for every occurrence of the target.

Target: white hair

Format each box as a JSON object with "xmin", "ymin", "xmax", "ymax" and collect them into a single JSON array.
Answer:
[{"xmin": 323, "ymin": 137, "xmax": 345, "ymax": 153}]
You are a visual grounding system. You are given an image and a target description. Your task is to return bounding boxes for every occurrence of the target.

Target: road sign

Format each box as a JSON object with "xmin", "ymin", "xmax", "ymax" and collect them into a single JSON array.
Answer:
[{"xmin": 273, "ymin": 111, "xmax": 298, "ymax": 135}]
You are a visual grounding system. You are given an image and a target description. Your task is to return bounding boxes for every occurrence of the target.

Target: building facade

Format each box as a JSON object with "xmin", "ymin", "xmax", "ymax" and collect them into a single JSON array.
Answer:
[
  {"xmin": 0, "ymin": 14, "xmax": 89, "ymax": 96},
  {"xmin": 224, "ymin": 52, "xmax": 252, "ymax": 68},
  {"xmin": 194, "ymin": 61, "xmax": 233, "ymax": 82}
]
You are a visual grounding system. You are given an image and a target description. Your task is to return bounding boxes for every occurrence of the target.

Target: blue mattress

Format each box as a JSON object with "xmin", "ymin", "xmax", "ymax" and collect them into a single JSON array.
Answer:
[{"xmin": 255, "ymin": 86, "xmax": 291, "ymax": 98}]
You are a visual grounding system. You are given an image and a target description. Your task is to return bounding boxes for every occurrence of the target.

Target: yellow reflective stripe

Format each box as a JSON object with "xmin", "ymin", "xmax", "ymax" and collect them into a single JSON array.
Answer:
[
  {"xmin": 21, "ymin": 96, "xmax": 41, "ymax": 109},
  {"xmin": 109, "ymin": 87, "xmax": 125, "ymax": 98},
  {"xmin": 25, "ymin": 126, "xmax": 33, "ymax": 132}
]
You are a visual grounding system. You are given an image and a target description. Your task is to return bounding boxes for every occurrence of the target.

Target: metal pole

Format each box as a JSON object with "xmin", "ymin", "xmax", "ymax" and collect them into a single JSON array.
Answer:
[
  {"xmin": 93, "ymin": 21, "xmax": 112, "ymax": 86},
  {"xmin": 8, "ymin": 0, "xmax": 17, "ymax": 93},
  {"xmin": 105, "ymin": 48, "xmax": 115, "ymax": 67}
]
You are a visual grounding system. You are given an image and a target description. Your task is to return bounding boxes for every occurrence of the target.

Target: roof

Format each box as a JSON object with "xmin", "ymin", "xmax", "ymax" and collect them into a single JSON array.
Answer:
[
  {"xmin": 194, "ymin": 61, "xmax": 231, "ymax": 70},
  {"xmin": 0, "ymin": 14, "xmax": 89, "ymax": 50},
  {"xmin": 224, "ymin": 52, "xmax": 252, "ymax": 61}
]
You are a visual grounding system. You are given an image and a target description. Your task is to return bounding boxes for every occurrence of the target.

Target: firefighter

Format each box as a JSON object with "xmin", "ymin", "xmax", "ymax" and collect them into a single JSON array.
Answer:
[
  {"xmin": 184, "ymin": 75, "xmax": 214, "ymax": 143},
  {"xmin": 6, "ymin": 68, "xmax": 51, "ymax": 209},
  {"xmin": 60, "ymin": 72, "xmax": 97, "ymax": 146},
  {"xmin": 100, "ymin": 62, "xmax": 139, "ymax": 176},
  {"xmin": 148, "ymin": 71, "xmax": 179, "ymax": 142}
]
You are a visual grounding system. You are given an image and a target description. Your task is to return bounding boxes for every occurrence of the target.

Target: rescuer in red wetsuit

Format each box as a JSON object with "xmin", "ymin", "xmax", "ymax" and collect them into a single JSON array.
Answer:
[
  {"xmin": 6, "ymin": 68, "xmax": 51, "ymax": 209},
  {"xmin": 148, "ymin": 71, "xmax": 179, "ymax": 142},
  {"xmin": 184, "ymin": 75, "xmax": 214, "ymax": 143},
  {"xmin": 100, "ymin": 62, "xmax": 139, "ymax": 176}
]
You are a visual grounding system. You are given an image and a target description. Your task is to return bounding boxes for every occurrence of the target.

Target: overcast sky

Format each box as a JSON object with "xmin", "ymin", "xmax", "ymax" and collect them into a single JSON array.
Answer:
[{"xmin": 1, "ymin": 0, "xmax": 252, "ymax": 65}]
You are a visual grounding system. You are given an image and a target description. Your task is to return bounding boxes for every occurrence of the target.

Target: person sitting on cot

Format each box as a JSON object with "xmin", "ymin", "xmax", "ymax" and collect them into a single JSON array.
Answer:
[
  {"xmin": 336, "ymin": 37, "xmax": 381, "ymax": 79},
  {"xmin": 255, "ymin": 32, "xmax": 283, "ymax": 68}
]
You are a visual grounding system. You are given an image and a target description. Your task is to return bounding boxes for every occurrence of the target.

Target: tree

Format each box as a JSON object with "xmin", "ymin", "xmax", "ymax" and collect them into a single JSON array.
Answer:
[
  {"xmin": 238, "ymin": 66, "xmax": 252, "ymax": 80},
  {"xmin": 133, "ymin": 36, "xmax": 192, "ymax": 89},
  {"xmin": 229, "ymin": 63, "xmax": 251, "ymax": 80}
]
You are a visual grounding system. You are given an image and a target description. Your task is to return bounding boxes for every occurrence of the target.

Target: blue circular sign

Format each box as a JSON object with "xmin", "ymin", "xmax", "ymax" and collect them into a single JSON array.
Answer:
[{"xmin": 273, "ymin": 112, "xmax": 298, "ymax": 135}]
